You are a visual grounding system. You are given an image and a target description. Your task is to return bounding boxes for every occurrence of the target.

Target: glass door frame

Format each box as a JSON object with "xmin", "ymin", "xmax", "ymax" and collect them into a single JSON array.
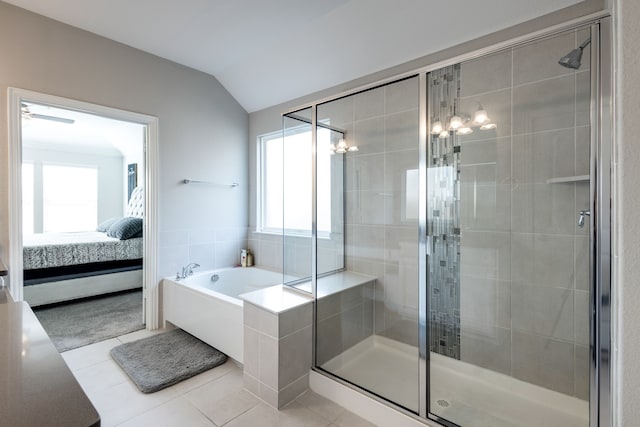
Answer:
[{"xmin": 590, "ymin": 17, "xmax": 612, "ymax": 427}]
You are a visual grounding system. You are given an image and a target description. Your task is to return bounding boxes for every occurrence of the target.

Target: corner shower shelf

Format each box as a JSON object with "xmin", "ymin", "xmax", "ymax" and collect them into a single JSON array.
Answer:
[{"xmin": 546, "ymin": 175, "xmax": 590, "ymax": 184}]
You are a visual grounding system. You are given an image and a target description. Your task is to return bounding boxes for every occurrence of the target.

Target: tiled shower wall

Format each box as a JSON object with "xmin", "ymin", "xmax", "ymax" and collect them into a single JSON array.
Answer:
[{"xmin": 457, "ymin": 29, "xmax": 591, "ymax": 399}]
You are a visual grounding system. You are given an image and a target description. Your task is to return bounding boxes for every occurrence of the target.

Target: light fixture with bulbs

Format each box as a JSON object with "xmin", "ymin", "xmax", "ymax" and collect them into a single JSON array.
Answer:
[
  {"xmin": 449, "ymin": 115, "xmax": 462, "ymax": 130},
  {"xmin": 430, "ymin": 102, "xmax": 497, "ymax": 137},
  {"xmin": 329, "ymin": 138, "xmax": 358, "ymax": 155},
  {"xmin": 473, "ymin": 106, "xmax": 488, "ymax": 125}
]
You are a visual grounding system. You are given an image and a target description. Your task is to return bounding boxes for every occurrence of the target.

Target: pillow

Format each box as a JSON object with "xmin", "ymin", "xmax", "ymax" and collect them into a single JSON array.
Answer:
[
  {"xmin": 107, "ymin": 217, "xmax": 143, "ymax": 240},
  {"xmin": 96, "ymin": 217, "xmax": 120, "ymax": 232}
]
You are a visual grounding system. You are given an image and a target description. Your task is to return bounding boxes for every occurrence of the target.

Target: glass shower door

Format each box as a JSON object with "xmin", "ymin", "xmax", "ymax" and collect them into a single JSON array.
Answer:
[
  {"xmin": 426, "ymin": 27, "xmax": 592, "ymax": 427},
  {"xmin": 314, "ymin": 76, "xmax": 422, "ymax": 413}
]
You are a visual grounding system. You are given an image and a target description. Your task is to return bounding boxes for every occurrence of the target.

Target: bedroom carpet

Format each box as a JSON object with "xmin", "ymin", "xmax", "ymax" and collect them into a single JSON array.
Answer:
[
  {"xmin": 110, "ymin": 329, "xmax": 228, "ymax": 393},
  {"xmin": 34, "ymin": 290, "xmax": 144, "ymax": 352}
]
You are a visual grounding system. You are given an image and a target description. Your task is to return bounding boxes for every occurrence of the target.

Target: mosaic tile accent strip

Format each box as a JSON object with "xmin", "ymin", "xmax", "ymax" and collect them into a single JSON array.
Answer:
[{"xmin": 427, "ymin": 65, "xmax": 461, "ymax": 359}]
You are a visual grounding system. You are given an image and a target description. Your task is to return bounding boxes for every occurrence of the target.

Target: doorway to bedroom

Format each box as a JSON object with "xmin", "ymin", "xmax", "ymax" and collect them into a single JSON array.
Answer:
[
  {"xmin": 21, "ymin": 102, "xmax": 146, "ymax": 351},
  {"xmin": 7, "ymin": 89, "xmax": 160, "ymax": 351}
]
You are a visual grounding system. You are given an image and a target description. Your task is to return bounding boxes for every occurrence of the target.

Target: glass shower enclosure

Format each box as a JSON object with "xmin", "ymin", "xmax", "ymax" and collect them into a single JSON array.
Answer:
[{"xmin": 280, "ymin": 20, "xmax": 609, "ymax": 427}]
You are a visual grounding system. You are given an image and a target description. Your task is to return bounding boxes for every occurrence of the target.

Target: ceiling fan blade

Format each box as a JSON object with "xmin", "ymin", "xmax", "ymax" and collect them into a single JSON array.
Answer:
[{"xmin": 30, "ymin": 113, "xmax": 75, "ymax": 124}]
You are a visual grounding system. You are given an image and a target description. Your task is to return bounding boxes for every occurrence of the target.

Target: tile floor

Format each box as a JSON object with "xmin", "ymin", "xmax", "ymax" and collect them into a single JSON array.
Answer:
[{"xmin": 62, "ymin": 329, "xmax": 377, "ymax": 427}]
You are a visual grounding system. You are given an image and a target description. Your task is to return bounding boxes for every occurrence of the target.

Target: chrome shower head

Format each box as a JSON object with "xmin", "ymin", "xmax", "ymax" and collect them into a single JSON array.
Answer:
[{"xmin": 558, "ymin": 37, "xmax": 591, "ymax": 70}]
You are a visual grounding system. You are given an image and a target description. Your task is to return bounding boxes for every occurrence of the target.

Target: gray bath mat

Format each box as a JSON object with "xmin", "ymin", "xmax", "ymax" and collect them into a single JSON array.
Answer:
[{"xmin": 110, "ymin": 329, "xmax": 227, "ymax": 393}]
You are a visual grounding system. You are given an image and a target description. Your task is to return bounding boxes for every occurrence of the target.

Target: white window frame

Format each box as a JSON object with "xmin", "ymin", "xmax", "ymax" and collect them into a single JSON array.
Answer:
[
  {"xmin": 257, "ymin": 129, "xmax": 282, "ymax": 235},
  {"xmin": 257, "ymin": 127, "xmax": 332, "ymax": 238}
]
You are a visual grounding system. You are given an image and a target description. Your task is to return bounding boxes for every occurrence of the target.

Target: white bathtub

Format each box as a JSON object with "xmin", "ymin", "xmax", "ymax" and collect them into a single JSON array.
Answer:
[{"xmin": 163, "ymin": 267, "xmax": 285, "ymax": 363}]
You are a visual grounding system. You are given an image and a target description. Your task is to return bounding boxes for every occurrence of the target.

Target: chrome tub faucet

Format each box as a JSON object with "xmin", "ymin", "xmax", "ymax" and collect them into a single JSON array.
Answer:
[{"xmin": 176, "ymin": 263, "xmax": 200, "ymax": 280}]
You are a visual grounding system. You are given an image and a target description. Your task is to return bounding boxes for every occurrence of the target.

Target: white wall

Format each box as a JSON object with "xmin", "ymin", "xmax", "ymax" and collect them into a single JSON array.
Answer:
[
  {"xmin": 0, "ymin": 2, "xmax": 249, "ymax": 282},
  {"xmin": 22, "ymin": 145, "xmax": 124, "ymax": 225}
]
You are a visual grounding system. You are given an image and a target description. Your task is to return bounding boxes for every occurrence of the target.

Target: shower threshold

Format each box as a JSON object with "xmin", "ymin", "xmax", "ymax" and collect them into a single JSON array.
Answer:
[{"xmin": 321, "ymin": 335, "xmax": 588, "ymax": 427}]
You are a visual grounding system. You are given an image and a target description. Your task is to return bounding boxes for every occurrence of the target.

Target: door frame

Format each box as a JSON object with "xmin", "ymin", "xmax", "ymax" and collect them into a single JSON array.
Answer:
[{"xmin": 7, "ymin": 88, "xmax": 161, "ymax": 329}]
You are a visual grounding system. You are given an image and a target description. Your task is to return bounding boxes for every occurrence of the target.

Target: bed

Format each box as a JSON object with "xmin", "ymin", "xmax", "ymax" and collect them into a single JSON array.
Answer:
[{"xmin": 24, "ymin": 187, "xmax": 145, "ymax": 306}]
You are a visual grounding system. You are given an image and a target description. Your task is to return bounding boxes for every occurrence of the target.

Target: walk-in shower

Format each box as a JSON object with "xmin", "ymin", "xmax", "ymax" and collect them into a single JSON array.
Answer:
[{"xmin": 280, "ymin": 19, "xmax": 610, "ymax": 427}]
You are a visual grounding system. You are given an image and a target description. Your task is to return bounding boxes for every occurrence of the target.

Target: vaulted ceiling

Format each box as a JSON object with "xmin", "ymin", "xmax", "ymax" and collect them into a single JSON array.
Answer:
[{"xmin": 4, "ymin": 0, "xmax": 582, "ymax": 112}]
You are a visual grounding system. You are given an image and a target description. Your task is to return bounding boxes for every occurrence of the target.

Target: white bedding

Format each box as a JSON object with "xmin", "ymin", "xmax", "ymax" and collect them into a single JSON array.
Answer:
[{"xmin": 23, "ymin": 231, "xmax": 143, "ymax": 270}]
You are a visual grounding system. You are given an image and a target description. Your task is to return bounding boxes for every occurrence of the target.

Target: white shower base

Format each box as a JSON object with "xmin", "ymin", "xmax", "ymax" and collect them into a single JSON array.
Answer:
[{"xmin": 322, "ymin": 335, "xmax": 588, "ymax": 427}]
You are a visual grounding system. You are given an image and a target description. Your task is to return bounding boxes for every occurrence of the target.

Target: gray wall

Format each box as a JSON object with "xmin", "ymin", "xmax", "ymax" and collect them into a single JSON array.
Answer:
[{"xmin": 0, "ymin": 2, "xmax": 249, "ymax": 279}]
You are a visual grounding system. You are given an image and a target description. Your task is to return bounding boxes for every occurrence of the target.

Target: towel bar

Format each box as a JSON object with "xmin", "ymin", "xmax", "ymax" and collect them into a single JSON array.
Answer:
[{"xmin": 182, "ymin": 179, "xmax": 239, "ymax": 187}]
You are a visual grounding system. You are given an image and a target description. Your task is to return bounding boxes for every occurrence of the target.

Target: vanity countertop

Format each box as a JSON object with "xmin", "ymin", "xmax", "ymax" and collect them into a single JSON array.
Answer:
[{"xmin": 0, "ymin": 301, "xmax": 100, "ymax": 427}]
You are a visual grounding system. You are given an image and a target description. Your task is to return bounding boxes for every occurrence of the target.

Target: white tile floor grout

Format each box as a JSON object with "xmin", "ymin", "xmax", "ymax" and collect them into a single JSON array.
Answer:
[{"xmin": 62, "ymin": 329, "xmax": 376, "ymax": 427}]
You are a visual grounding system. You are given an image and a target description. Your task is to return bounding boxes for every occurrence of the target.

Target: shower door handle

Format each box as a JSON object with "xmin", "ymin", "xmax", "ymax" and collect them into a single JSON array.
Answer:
[{"xmin": 578, "ymin": 209, "xmax": 590, "ymax": 228}]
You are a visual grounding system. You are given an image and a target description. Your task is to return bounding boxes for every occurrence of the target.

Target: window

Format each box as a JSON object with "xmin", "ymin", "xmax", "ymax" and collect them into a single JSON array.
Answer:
[
  {"xmin": 43, "ymin": 165, "xmax": 98, "ymax": 232},
  {"xmin": 258, "ymin": 127, "xmax": 332, "ymax": 235}
]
